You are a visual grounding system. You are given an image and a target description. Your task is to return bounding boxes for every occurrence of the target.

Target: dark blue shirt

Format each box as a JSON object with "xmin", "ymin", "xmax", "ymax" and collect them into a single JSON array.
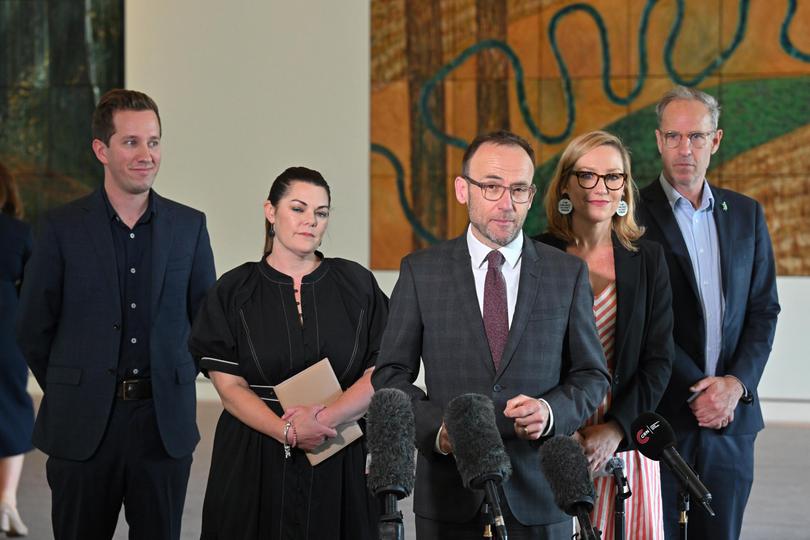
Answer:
[{"xmin": 101, "ymin": 189, "xmax": 154, "ymax": 379}]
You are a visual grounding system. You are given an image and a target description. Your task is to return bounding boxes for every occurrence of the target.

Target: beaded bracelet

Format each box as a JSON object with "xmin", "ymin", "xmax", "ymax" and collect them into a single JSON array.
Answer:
[
  {"xmin": 283, "ymin": 421, "xmax": 293, "ymax": 459},
  {"xmin": 289, "ymin": 423, "xmax": 298, "ymax": 448}
]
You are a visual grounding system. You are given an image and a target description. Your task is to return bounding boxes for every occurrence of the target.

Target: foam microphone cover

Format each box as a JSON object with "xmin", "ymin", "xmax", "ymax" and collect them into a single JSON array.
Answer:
[
  {"xmin": 443, "ymin": 393, "xmax": 512, "ymax": 489},
  {"xmin": 630, "ymin": 411, "xmax": 676, "ymax": 461},
  {"xmin": 366, "ymin": 388, "xmax": 415, "ymax": 496},
  {"xmin": 539, "ymin": 435, "xmax": 595, "ymax": 514}
]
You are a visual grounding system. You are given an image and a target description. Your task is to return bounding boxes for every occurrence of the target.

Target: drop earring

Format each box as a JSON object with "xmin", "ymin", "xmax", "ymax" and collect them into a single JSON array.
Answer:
[
  {"xmin": 558, "ymin": 194, "xmax": 573, "ymax": 215},
  {"xmin": 616, "ymin": 199, "xmax": 628, "ymax": 217}
]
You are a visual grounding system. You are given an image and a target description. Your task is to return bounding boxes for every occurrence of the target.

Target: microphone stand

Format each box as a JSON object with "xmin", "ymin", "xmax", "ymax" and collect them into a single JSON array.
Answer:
[
  {"xmin": 678, "ymin": 489, "xmax": 689, "ymax": 540},
  {"xmin": 481, "ymin": 502, "xmax": 493, "ymax": 538},
  {"xmin": 609, "ymin": 460, "xmax": 632, "ymax": 540},
  {"xmin": 376, "ymin": 485, "xmax": 406, "ymax": 540}
]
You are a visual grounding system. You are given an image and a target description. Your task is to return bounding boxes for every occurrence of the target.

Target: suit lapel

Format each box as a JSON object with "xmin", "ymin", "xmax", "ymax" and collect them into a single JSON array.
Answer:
[
  {"xmin": 711, "ymin": 185, "xmax": 732, "ymax": 300},
  {"xmin": 612, "ymin": 237, "xmax": 638, "ymax": 367},
  {"xmin": 450, "ymin": 236, "xmax": 495, "ymax": 374},
  {"xmin": 82, "ymin": 190, "xmax": 121, "ymax": 314},
  {"xmin": 496, "ymin": 236, "xmax": 539, "ymax": 378},
  {"xmin": 150, "ymin": 192, "xmax": 176, "ymax": 321},
  {"xmin": 643, "ymin": 181, "xmax": 700, "ymax": 300}
]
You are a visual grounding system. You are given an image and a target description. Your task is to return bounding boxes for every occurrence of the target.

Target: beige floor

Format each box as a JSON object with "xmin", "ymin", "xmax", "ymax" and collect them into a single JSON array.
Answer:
[{"xmin": 15, "ymin": 400, "xmax": 810, "ymax": 539}]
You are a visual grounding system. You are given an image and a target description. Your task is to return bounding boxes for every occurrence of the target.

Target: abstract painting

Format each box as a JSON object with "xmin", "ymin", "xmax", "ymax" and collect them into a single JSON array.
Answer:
[
  {"xmin": 0, "ymin": 0, "xmax": 124, "ymax": 222},
  {"xmin": 370, "ymin": 0, "xmax": 810, "ymax": 274}
]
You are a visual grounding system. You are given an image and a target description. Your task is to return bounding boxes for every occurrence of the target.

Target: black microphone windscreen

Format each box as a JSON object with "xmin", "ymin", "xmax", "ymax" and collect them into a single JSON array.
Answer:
[
  {"xmin": 366, "ymin": 388, "xmax": 415, "ymax": 496},
  {"xmin": 539, "ymin": 435, "xmax": 595, "ymax": 515},
  {"xmin": 443, "ymin": 393, "xmax": 512, "ymax": 489},
  {"xmin": 630, "ymin": 411, "xmax": 676, "ymax": 461}
]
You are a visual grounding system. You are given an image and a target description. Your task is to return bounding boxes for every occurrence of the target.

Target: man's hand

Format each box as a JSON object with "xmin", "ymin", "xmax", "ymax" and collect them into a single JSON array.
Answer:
[
  {"xmin": 689, "ymin": 376, "xmax": 744, "ymax": 429},
  {"xmin": 504, "ymin": 394, "xmax": 549, "ymax": 440},
  {"xmin": 576, "ymin": 421, "xmax": 623, "ymax": 473}
]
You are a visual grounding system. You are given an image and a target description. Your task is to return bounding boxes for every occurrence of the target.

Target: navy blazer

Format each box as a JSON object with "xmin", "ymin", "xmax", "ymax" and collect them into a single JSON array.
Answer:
[
  {"xmin": 535, "ymin": 233, "xmax": 674, "ymax": 448},
  {"xmin": 637, "ymin": 180, "xmax": 780, "ymax": 435},
  {"xmin": 372, "ymin": 234, "xmax": 609, "ymax": 526},
  {"xmin": 16, "ymin": 189, "xmax": 216, "ymax": 460}
]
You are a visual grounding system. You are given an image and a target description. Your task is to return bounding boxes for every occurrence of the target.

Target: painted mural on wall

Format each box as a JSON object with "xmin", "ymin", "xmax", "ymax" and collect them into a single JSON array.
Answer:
[
  {"xmin": 0, "ymin": 0, "xmax": 124, "ymax": 223},
  {"xmin": 370, "ymin": 0, "xmax": 810, "ymax": 275}
]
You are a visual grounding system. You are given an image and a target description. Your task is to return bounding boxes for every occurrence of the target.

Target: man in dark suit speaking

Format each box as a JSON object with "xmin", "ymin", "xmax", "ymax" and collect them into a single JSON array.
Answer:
[
  {"xmin": 16, "ymin": 89, "xmax": 216, "ymax": 540},
  {"xmin": 372, "ymin": 130, "xmax": 609, "ymax": 539},
  {"xmin": 637, "ymin": 86, "xmax": 780, "ymax": 539}
]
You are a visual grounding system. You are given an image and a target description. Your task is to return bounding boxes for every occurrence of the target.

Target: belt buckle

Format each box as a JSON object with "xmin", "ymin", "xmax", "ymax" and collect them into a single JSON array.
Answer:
[{"xmin": 121, "ymin": 378, "xmax": 140, "ymax": 400}]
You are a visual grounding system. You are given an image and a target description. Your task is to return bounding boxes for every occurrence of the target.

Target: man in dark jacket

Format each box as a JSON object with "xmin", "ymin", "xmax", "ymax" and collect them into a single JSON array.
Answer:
[{"xmin": 17, "ymin": 89, "xmax": 216, "ymax": 540}]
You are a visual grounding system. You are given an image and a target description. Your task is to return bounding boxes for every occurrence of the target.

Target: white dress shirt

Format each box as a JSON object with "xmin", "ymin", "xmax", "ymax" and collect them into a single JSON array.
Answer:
[{"xmin": 435, "ymin": 226, "xmax": 553, "ymax": 453}]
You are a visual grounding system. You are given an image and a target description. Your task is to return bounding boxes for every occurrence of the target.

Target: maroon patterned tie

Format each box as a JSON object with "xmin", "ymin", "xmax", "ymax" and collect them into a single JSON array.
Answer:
[{"xmin": 483, "ymin": 250, "xmax": 508, "ymax": 370}]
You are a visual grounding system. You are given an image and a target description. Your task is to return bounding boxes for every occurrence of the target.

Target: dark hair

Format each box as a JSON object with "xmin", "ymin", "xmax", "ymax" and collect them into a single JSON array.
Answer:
[
  {"xmin": 92, "ymin": 89, "xmax": 162, "ymax": 145},
  {"xmin": 461, "ymin": 130, "xmax": 536, "ymax": 176},
  {"xmin": 264, "ymin": 166, "xmax": 331, "ymax": 256},
  {"xmin": 0, "ymin": 162, "xmax": 24, "ymax": 218}
]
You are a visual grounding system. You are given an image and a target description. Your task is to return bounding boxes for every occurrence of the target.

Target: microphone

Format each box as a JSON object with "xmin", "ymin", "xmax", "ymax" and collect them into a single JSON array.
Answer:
[
  {"xmin": 631, "ymin": 412, "xmax": 715, "ymax": 517},
  {"xmin": 366, "ymin": 388, "xmax": 415, "ymax": 540},
  {"xmin": 444, "ymin": 393, "xmax": 512, "ymax": 540},
  {"xmin": 539, "ymin": 435, "xmax": 601, "ymax": 540},
  {"xmin": 604, "ymin": 456, "xmax": 631, "ymax": 498}
]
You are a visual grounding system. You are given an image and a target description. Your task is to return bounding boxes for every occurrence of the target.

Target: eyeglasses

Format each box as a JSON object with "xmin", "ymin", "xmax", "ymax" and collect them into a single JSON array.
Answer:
[
  {"xmin": 462, "ymin": 175, "xmax": 537, "ymax": 203},
  {"xmin": 570, "ymin": 171, "xmax": 626, "ymax": 191},
  {"xmin": 662, "ymin": 131, "xmax": 716, "ymax": 149}
]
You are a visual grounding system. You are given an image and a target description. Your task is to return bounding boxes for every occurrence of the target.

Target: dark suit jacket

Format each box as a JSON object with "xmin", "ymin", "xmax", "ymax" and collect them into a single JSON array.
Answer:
[
  {"xmin": 535, "ymin": 233, "xmax": 674, "ymax": 447},
  {"xmin": 372, "ymin": 233, "xmax": 609, "ymax": 526},
  {"xmin": 16, "ymin": 189, "xmax": 216, "ymax": 460},
  {"xmin": 637, "ymin": 179, "xmax": 780, "ymax": 435}
]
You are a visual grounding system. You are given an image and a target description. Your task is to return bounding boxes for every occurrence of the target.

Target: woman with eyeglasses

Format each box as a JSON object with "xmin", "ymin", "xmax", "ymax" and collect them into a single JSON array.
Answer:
[{"xmin": 535, "ymin": 131, "xmax": 674, "ymax": 539}]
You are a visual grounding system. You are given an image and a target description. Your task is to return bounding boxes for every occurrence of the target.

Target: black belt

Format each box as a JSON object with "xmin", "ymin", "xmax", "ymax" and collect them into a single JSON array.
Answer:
[{"xmin": 115, "ymin": 378, "xmax": 152, "ymax": 400}]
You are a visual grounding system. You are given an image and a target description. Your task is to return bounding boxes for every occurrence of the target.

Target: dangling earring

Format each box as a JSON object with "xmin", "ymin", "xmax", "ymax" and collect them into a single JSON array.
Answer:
[
  {"xmin": 557, "ymin": 193, "xmax": 574, "ymax": 216},
  {"xmin": 616, "ymin": 199, "xmax": 628, "ymax": 217},
  {"xmin": 558, "ymin": 194, "xmax": 573, "ymax": 215},
  {"xmin": 268, "ymin": 222, "xmax": 275, "ymax": 236}
]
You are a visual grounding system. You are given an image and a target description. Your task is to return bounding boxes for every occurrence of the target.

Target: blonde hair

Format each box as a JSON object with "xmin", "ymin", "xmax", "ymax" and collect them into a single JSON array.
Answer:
[{"xmin": 543, "ymin": 130, "xmax": 643, "ymax": 251}]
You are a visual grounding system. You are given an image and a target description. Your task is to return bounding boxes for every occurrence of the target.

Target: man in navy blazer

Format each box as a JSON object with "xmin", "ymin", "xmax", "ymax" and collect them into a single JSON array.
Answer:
[
  {"xmin": 373, "ymin": 131, "xmax": 609, "ymax": 539},
  {"xmin": 16, "ymin": 90, "xmax": 216, "ymax": 540},
  {"xmin": 637, "ymin": 86, "xmax": 780, "ymax": 539}
]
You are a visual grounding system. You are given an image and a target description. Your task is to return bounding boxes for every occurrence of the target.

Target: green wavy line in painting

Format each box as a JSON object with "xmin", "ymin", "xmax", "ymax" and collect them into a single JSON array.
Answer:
[{"xmin": 522, "ymin": 76, "xmax": 810, "ymax": 236}]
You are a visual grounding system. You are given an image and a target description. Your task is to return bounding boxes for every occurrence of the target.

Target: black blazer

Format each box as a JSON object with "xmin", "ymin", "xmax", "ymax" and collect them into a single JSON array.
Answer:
[
  {"xmin": 16, "ymin": 189, "xmax": 216, "ymax": 460},
  {"xmin": 372, "ymin": 234, "xmax": 609, "ymax": 525},
  {"xmin": 637, "ymin": 179, "xmax": 780, "ymax": 435},
  {"xmin": 534, "ymin": 233, "xmax": 674, "ymax": 447}
]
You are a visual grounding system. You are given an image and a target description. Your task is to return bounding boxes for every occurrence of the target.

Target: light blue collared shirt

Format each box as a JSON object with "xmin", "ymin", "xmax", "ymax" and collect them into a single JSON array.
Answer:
[{"xmin": 659, "ymin": 175, "xmax": 724, "ymax": 376}]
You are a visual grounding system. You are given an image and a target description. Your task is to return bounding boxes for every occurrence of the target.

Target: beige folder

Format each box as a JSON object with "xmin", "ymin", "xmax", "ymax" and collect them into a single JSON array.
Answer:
[{"xmin": 273, "ymin": 358, "xmax": 363, "ymax": 466}]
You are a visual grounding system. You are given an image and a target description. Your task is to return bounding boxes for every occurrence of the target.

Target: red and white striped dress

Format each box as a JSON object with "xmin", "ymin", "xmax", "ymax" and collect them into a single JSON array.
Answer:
[{"xmin": 584, "ymin": 282, "xmax": 664, "ymax": 540}]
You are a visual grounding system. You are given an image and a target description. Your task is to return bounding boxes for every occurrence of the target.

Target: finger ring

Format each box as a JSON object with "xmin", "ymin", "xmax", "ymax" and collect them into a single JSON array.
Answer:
[{"xmin": 522, "ymin": 426, "xmax": 529, "ymax": 435}]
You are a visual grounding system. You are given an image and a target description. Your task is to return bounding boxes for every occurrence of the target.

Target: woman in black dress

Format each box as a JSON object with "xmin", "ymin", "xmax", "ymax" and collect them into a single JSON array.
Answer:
[
  {"xmin": 0, "ymin": 163, "xmax": 32, "ymax": 537},
  {"xmin": 190, "ymin": 167, "xmax": 388, "ymax": 540}
]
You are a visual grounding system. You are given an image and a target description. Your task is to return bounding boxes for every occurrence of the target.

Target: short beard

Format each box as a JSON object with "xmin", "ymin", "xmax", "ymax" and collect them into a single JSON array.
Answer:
[{"xmin": 471, "ymin": 220, "xmax": 519, "ymax": 248}]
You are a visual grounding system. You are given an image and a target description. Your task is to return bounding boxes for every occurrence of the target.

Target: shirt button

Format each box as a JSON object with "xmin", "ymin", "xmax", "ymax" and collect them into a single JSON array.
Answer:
[
  {"xmin": 132, "ymin": 368, "xmax": 140, "ymax": 375},
  {"xmin": 129, "ymin": 232, "xmax": 135, "ymax": 239},
  {"xmin": 493, "ymin": 384, "xmax": 502, "ymax": 393},
  {"xmin": 130, "ymin": 337, "xmax": 137, "ymax": 344},
  {"xmin": 130, "ymin": 303, "xmax": 137, "ymax": 309},
  {"xmin": 130, "ymin": 267, "xmax": 136, "ymax": 274},
  {"xmin": 113, "ymin": 323, "xmax": 120, "ymax": 330}
]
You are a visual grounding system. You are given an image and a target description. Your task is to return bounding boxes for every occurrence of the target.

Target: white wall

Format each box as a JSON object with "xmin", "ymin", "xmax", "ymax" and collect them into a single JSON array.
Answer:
[
  {"xmin": 120, "ymin": 1, "xmax": 808, "ymax": 423},
  {"xmin": 126, "ymin": 1, "xmax": 371, "ymax": 272}
]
